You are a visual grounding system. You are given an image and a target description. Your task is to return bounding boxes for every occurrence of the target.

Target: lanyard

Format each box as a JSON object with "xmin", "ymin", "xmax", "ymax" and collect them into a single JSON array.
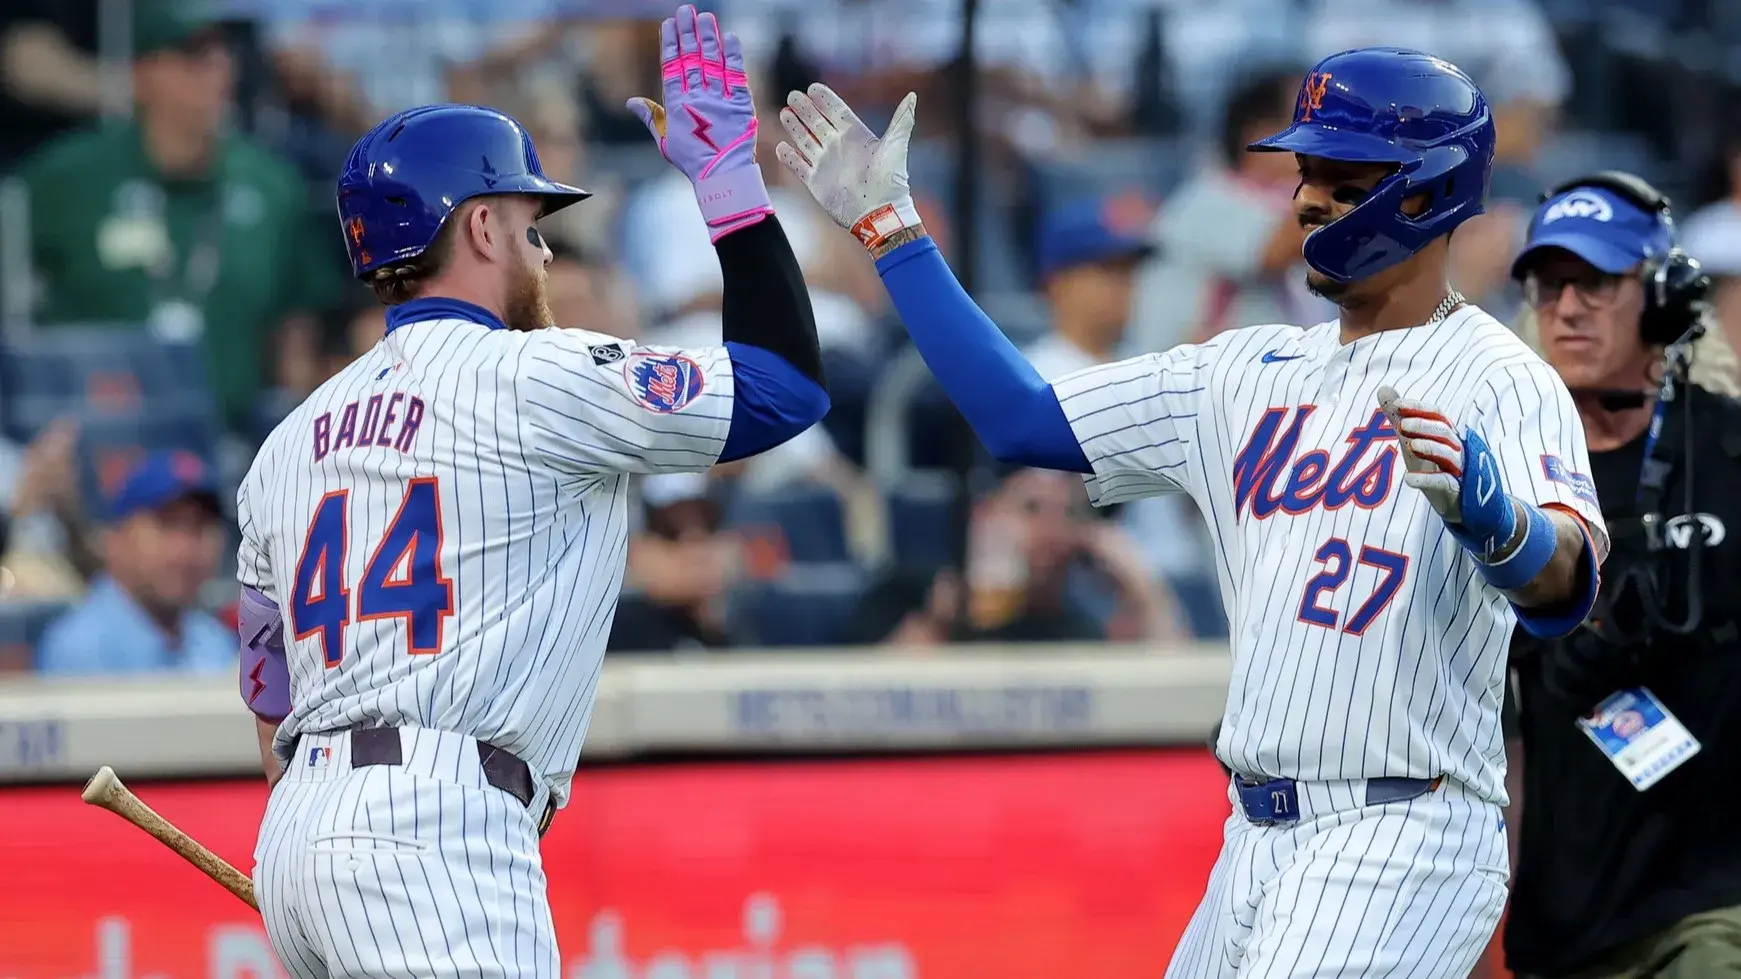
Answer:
[
  {"xmin": 1613, "ymin": 358, "xmax": 1704, "ymax": 639},
  {"xmin": 1635, "ymin": 350, "xmax": 1691, "ymax": 534},
  {"xmin": 143, "ymin": 174, "xmax": 228, "ymax": 309}
]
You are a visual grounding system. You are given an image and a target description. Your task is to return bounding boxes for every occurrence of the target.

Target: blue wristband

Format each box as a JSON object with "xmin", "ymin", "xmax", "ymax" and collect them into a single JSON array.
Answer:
[{"xmin": 1472, "ymin": 500, "xmax": 1556, "ymax": 592}]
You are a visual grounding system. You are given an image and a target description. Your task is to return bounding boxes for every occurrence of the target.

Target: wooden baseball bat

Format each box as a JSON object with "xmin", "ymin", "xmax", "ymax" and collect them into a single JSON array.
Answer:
[{"xmin": 80, "ymin": 766, "xmax": 259, "ymax": 911}]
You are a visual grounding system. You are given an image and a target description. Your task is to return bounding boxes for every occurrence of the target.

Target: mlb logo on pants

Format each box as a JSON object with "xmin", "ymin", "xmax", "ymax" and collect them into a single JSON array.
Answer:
[{"xmin": 307, "ymin": 746, "xmax": 333, "ymax": 770}]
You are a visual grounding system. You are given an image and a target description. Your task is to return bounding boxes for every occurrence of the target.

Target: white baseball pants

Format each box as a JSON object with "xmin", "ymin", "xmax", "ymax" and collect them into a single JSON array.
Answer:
[
  {"xmin": 253, "ymin": 727, "xmax": 559, "ymax": 978},
  {"xmin": 1164, "ymin": 778, "xmax": 1509, "ymax": 978}
]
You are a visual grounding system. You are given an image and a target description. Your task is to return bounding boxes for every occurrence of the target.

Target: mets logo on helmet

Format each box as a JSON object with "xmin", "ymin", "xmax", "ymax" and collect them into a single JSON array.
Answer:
[
  {"xmin": 625, "ymin": 352, "xmax": 705, "ymax": 413},
  {"xmin": 1298, "ymin": 72, "xmax": 1333, "ymax": 121}
]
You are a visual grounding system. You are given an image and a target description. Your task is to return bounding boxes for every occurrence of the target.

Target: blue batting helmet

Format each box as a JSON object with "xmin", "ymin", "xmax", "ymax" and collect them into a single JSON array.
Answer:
[
  {"xmin": 336, "ymin": 104, "xmax": 590, "ymax": 280},
  {"xmin": 1247, "ymin": 48, "xmax": 1495, "ymax": 284}
]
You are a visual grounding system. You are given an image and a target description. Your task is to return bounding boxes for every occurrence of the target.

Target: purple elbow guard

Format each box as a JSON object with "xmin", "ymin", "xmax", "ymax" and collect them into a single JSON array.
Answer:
[{"xmin": 239, "ymin": 586, "xmax": 291, "ymax": 721}]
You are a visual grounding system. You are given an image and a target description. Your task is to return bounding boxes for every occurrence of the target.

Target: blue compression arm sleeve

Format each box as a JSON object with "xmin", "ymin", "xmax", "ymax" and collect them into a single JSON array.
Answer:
[
  {"xmin": 1509, "ymin": 509, "xmax": 1600, "ymax": 639},
  {"xmin": 874, "ymin": 238, "xmax": 1091, "ymax": 473},
  {"xmin": 720, "ymin": 340, "xmax": 831, "ymax": 462}
]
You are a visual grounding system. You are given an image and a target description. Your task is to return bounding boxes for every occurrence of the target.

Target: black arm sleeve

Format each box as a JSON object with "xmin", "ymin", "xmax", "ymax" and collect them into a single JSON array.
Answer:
[{"xmin": 714, "ymin": 215, "xmax": 825, "ymax": 387}]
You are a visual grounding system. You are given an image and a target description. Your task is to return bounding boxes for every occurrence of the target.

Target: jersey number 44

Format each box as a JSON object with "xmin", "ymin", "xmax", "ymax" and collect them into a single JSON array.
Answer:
[{"xmin": 290, "ymin": 477, "xmax": 455, "ymax": 667}]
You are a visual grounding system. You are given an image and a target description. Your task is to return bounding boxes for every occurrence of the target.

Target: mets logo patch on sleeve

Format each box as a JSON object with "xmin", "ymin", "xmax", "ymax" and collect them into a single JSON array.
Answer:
[
  {"xmin": 625, "ymin": 352, "xmax": 705, "ymax": 413},
  {"xmin": 1540, "ymin": 454, "xmax": 1599, "ymax": 505}
]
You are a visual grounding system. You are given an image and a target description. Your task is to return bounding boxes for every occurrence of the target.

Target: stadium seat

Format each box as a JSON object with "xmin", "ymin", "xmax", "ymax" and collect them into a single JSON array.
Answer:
[
  {"xmin": 0, "ymin": 328, "xmax": 221, "ymax": 508},
  {"xmin": 723, "ymin": 486, "xmax": 852, "ymax": 565},
  {"xmin": 886, "ymin": 476, "xmax": 961, "ymax": 573},
  {"xmin": 731, "ymin": 561, "xmax": 867, "ymax": 648},
  {"xmin": 1, "ymin": 327, "xmax": 218, "ymax": 443},
  {"xmin": 0, "ymin": 599, "xmax": 72, "ymax": 672}
]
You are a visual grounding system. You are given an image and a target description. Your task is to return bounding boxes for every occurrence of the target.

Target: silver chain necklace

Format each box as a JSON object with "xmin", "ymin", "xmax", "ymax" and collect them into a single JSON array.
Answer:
[{"xmin": 1427, "ymin": 290, "xmax": 1467, "ymax": 326}]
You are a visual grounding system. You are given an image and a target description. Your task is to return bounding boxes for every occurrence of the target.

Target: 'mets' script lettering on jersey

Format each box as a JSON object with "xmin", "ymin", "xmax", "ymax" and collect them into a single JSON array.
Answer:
[
  {"xmin": 1233, "ymin": 405, "xmax": 1398, "ymax": 519},
  {"xmin": 312, "ymin": 392, "xmax": 426, "ymax": 462}
]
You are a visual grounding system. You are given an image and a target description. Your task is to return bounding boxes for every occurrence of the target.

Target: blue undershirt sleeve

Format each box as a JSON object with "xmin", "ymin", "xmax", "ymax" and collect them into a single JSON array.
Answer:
[
  {"xmin": 1510, "ymin": 512, "xmax": 1600, "ymax": 638},
  {"xmin": 720, "ymin": 341, "xmax": 831, "ymax": 462},
  {"xmin": 873, "ymin": 238, "xmax": 1091, "ymax": 473}
]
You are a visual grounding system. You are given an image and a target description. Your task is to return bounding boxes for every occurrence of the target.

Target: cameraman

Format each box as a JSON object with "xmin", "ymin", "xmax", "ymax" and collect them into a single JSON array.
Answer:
[{"xmin": 1506, "ymin": 172, "xmax": 1741, "ymax": 979}]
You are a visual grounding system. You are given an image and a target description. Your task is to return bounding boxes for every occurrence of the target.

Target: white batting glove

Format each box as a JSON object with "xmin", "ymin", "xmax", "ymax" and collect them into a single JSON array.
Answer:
[
  {"xmin": 1378, "ymin": 386, "xmax": 1463, "ymax": 519},
  {"xmin": 775, "ymin": 83, "xmax": 923, "ymax": 252},
  {"xmin": 1378, "ymin": 385, "xmax": 1517, "ymax": 559}
]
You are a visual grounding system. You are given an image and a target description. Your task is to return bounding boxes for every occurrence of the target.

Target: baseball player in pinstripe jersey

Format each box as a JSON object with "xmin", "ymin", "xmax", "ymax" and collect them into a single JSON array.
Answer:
[
  {"xmin": 233, "ymin": 8, "xmax": 827, "ymax": 976},
  {"xmin": 779, "ymin": 50, "xmax": 1609, "ymax": 977}
]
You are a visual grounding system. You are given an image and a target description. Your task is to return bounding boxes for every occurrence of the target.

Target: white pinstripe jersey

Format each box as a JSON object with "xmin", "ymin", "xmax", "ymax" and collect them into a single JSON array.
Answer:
[
  {"xmin": 1054, "ymin": 306, "xmax": 1609, "ymax": 804},
  {"xmin": 237, "ymin": 313, "xmax": 734, "ymax": 806}
]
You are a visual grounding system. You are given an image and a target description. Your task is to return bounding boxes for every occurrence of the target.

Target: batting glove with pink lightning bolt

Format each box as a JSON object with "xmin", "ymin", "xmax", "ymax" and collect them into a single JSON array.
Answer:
[{"xmin": 628, "ymin": 5, "xmax": 773, "ymax": 242}]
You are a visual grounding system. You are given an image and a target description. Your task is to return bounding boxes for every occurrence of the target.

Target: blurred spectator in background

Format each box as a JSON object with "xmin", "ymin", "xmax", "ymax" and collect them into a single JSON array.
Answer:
[
  {"xmin": 0, "ymin": 418, "xmax": 100, "ymax": 601},
  {"xmin": 609, "ymin": 472, "xmax": 737, "ymax": 653},
  {"xmin": 577, "ymin": 14, "xmax": 668, "ymax": 145},
  {"xmin": 1025, "ymin": 194, "xmax": 1153, "ymax": 379},
  {"xmin": 731, "ymin": 0, "xmax": 1126, "ymax": 155},
  {"xmin": 1024, "ymin": 192, "xmax": 1210, "ymax": 592},
  {"xmin": 1127, "ymin": 67, "xmax": 1324, "ymax": 355},
  {"xmin": 9, "ymin": 0, "xmax": 347, "ymax": 432},
  {"xmin": 496, "ymin": 79, "xmax": 626, "ymax": 263},
  {"xmin": 0, "ymin": 1, "xmax": 100, "ymax": 168},
  {"xmin": 258, "ymin": 0, "xmax": 599, "ymax": 119},
  {"xmin": 288, "ymin": 291, "xmax": 381, "ymax": 402},
  {"xmin": 852, "ymin": 466, "xmax": 1185, "ymax": 647},
  {"xmin": 548, "ymin": 238, "xmax": 642, "ymax": 338},
  {"xmin": 35, "ymin": 450, "xmax": 231, "ymax": 675}
]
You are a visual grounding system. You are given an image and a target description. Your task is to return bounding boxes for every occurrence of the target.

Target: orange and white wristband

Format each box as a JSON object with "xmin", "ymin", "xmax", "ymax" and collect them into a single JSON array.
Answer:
[{"xmin": 850, "ymin": 200, "xmax": 923, "ymax": 251}]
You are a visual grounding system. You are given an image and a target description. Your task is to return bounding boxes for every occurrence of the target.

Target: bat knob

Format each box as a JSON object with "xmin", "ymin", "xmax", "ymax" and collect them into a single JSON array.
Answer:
[{"xmin": 82, "ymin": 765, "xmax": 120, "ymax": 804}]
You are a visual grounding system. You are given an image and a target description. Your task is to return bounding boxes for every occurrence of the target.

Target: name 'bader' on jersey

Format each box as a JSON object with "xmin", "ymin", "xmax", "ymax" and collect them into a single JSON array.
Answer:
[
  {"xmin": 309, "ymin": 390, "xmax": 426, "ymax": 459},
  {"xmin": 772, "ymin": 47, "xmax": 1607, "ymax": 979}
]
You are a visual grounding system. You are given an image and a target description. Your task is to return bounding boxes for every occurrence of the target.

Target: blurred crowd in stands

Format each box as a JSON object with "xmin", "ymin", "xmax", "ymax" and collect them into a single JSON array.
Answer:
[{"xmin": 3, "ymin": 0, "xmax": 1741, "ymax": 673}]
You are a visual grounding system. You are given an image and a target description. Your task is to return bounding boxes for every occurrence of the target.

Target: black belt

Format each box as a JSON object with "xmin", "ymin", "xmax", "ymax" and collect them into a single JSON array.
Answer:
[{"xmin": 345, "ymin": 727, "xmax": 556, "ymax": 836}]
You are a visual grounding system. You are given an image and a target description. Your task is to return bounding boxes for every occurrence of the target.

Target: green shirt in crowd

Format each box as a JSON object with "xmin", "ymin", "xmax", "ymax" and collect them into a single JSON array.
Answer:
[{"xmin": 11, "ymin": 121, "xmax": 348, "ymax": 429}]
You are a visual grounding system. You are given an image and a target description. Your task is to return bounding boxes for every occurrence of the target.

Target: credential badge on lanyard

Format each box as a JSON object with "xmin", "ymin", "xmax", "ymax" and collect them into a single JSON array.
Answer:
[{"xmin": 1576, "ymin": 687, "xmax": 1701, "ymax": 791}]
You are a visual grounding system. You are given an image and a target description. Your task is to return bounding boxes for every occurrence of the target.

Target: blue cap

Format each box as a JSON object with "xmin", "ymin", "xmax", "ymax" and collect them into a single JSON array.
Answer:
[
  {"xmin": 1511, "ymin": 186, "xmax": 1674, "ymax": 280},
  {"xmin": 1036, "ymin": 194, "xmax": 1154, "ymax": 279},
  {"xmin": 107, "ymin": 450, "xmax": 220, "ymax": 523}
]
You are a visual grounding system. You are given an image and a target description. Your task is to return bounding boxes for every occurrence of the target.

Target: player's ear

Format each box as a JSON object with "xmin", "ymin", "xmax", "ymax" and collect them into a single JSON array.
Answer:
[{"xmin": 459, "ymin": 201, "xmax": 495, "ymax": 261}]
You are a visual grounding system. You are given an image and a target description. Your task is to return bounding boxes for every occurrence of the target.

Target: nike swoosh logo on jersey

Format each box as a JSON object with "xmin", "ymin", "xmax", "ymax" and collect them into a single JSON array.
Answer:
[{"xmin": 1261, "ymin": 350, "xmax": 1303, "ymax": 363}]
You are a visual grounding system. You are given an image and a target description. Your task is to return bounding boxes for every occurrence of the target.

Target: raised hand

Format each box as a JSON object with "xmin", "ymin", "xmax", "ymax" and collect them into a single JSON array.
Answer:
[
  {"xmin": 776, "ymin": 83, "xmax": 923, "ymax": 255},
  {"xmin": 628, "ymin": 5, "xmax": 771, "ymax": 241}
]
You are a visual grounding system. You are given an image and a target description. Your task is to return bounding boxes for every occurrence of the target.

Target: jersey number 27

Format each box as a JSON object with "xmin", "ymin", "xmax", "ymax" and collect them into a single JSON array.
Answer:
[
  {"xmin": 290, "ymin": 477, "xmax": 455, "ymax": 667},
  {"xmin": 1298, "ymin": 538, "xmax": 1409, "ymax": 635}
]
